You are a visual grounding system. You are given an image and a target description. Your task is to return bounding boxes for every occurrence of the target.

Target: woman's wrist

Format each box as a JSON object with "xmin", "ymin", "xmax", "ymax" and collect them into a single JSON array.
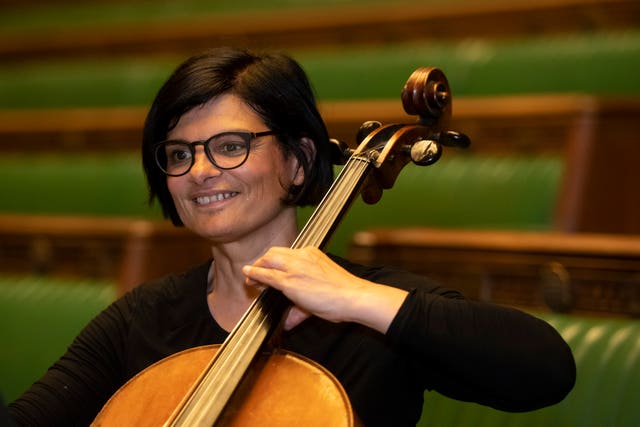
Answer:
[{"xmin": 345, "ymin": 279, "xmax": 409, "ymax": 334}]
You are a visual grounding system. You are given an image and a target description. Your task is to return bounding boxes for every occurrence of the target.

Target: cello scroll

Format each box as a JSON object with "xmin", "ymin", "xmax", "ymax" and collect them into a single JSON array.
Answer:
[{"xmin": 344, "ymin": 66, "xmax": 470, "ymax": 204}]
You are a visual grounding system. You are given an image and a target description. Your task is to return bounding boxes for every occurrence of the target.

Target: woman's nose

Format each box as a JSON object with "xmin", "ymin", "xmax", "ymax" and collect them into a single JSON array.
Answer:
[{"xmin": 189, "ymin": 147, "xmax": 222, "ymax": 179}]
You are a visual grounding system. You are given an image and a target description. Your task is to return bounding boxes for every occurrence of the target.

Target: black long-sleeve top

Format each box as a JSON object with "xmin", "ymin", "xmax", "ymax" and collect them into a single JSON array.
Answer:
[{"xmin": 9, "ymin": 256, "xmax": 575, "ymax": 426}]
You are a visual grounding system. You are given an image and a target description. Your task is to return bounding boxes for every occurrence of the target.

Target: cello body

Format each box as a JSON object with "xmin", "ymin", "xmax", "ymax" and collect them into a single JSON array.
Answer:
[{"xmin": 92, "ymin": 345, "xmax": 355, "ymax": 426}]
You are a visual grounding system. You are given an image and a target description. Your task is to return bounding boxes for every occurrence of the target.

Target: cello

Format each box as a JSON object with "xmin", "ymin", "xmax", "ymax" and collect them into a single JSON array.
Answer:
[{"xmin": 92, "ymin": 67, "xmax": 470, "ymax": 426}]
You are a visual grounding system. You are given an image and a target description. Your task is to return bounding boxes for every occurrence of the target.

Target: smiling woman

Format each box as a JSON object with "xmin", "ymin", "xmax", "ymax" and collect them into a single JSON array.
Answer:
[
  {"xmin": 163, "ymin": 94, "xmax": 304, "ymax": 248},
  {"xmin": 8, "ymin": 47, "xmax": 575, "ymax": 427}
]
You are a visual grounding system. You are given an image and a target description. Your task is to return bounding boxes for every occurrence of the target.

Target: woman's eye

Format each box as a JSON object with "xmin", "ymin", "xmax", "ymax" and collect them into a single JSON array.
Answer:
[
  {"xmin": 217, "ymin": 142, "xmax": 246, "ymax": 156},
  {"xmin": 167, "ymin": 146, "xmax": 192, "ymax": 163}
]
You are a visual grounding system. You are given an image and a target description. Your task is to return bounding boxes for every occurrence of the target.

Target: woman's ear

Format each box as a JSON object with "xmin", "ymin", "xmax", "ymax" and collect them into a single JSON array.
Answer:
[{"xmin": 291, "ymin": 137, "xmax": 316, "ymax": 186}]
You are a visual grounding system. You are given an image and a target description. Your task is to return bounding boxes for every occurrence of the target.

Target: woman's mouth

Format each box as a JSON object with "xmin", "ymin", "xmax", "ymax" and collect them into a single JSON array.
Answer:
[{"xmin": 195, "ymin": 192, "xmax": 239, "ymax": 205}]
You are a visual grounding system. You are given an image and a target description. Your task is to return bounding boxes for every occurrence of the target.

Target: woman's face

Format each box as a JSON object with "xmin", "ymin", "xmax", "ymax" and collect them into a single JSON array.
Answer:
[{"xmin": 166, "ymin": 93, "xmax": 303, "ymax": 245}]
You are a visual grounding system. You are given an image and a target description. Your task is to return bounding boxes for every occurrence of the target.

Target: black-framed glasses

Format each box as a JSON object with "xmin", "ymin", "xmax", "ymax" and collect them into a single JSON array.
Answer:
[{"xmin": 153, "ymin": 130, "xmax": 277, "ymax": 177}]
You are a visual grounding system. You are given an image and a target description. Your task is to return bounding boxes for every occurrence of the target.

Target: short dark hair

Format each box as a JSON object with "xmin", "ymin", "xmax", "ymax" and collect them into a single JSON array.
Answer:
[{"xmin": 142, "ymin": 47, "xmax": 334, "ymax": 226}]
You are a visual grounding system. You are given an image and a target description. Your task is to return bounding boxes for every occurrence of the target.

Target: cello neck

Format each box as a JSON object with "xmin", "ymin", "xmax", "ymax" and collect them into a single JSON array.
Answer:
[{"xmin": 294, "ymin": 155, "xmax": 372, "ymax": 250}]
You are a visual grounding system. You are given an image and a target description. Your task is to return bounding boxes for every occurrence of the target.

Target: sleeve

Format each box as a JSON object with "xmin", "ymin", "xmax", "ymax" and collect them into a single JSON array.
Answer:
[
  {"xmin": 8, "ymin": 295, "xmax": 135, "ymax": 427},
  {"xmin": 386, "ymin": 287, "xmax": 576, "ymax": 412}
]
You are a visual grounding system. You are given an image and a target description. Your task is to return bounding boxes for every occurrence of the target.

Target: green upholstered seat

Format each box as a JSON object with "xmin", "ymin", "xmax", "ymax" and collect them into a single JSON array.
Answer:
[
  {"xmin": 306, "ymin": 155, "xmax": 562, "ymax": 255},
  {"xmin": 0, "ymin": 153, "xmax": 161, "ymax": 219},
  {"xmin": 418, "ymin": 314, "xmax": 640, "ymax": 427},
  {"xmin": 0, "ymin": 276, "xmax": 116, "ymax": 402}
]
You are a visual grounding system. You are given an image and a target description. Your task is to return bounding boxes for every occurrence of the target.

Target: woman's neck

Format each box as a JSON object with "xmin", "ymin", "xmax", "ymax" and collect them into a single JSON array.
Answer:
[
  {"xmin": 205, "ymin": 212, "xmax": 299, "ymax": 330},
  {"xmin": 208, "ymin": 208, "xmax": 299, "ymax": 291}
]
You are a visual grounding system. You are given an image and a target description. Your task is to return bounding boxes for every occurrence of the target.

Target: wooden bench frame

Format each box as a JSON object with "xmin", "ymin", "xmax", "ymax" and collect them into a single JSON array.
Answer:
[
  {"xmin": 0, "ymin": 213, "xmax": 211, "ymax": 294},
  {"xmin": 349, "ymin": 227, "xmax": 640, "ymax": 316}
]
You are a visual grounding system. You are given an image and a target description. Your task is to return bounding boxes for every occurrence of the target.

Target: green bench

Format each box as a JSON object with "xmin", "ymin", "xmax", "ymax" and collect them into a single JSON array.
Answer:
[
  {"xmin": 2, "ymin": 276, "xmax": 638, "ymax": 426},
  {"xmin": 0, "ymin": 153, "xmax": 160, "ymax": 219},
  {"xmin": 418, "ymin": 313, "xmax": 640, "ymax": 427},
  {"xmin": 0, "ymin": 276, "xmax": 116, "ymax": 403},
  {"xmin": 1, "ymin": 31, "xmax": 639, "ymax": 109},
  {"xmin": 322, "ymin": 154, "xmax": 562, "ymax": 256}
]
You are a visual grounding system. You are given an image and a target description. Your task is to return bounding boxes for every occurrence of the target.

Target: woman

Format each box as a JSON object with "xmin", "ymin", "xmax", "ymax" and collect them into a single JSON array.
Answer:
[{"xmin": 8, "ymin": 47, "xmax": 575, "ymax": 426}]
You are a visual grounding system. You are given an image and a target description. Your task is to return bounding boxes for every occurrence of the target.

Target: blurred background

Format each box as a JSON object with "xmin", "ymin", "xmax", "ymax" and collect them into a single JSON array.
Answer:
[{"xmin": 1, "ymin": 0, "xmax": 640, "ymax": 424}]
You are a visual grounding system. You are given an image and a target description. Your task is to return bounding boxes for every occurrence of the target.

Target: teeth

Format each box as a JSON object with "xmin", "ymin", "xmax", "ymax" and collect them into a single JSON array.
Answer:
[{"xmin": 196, "ymin": 192, "xmax": 237, "ymax": 205}]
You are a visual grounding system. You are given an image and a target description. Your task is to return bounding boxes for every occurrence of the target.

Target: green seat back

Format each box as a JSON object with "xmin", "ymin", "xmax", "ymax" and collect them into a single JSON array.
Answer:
[
  {"xmin": 0, "ymin": 153, "xmax": 161, "ymax": 218},
  {"xmin": 1, "ymin": 32, "xmax": 639, "ymax": 109},
  {"xmin": 320, "ymin": 155, "xmax": 562, "ymax": 255},
  {"xmin": 418, "ymin": 313, "xmax": 640, "ymax": 427},
  {"xmin": 0, "ymin": 276, "xmax": 116, "ymax": 402}
]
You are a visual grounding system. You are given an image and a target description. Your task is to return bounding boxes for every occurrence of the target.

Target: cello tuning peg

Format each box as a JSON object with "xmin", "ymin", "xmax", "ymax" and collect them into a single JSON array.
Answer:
[
  {"xmin": 329, "ymin": 138, "xmax": 353, "ymax": 165},
  {"xmin": 410, "ymin": 140, "xmax": 442, "ymax": 166},
  {"xmin": 356, "ymin": 121, "xmax": 382, "ymax": 144},
  {"xmin": 438, "ymin": 130, "xmax": 471, "ymax": 149}
]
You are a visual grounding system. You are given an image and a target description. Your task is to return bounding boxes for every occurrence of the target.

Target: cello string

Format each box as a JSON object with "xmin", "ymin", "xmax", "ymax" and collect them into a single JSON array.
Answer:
[
  {"xmin": 310, "ymin": 158, "xmax": 370, "ymax": 248},
  {"xmin": 294, "ymin": 157, "xmax": 359, "ymax": 248},
  {"xmin": 294, "ymin": 157, "xmax": 370, "ymax": 249},
  {"xmin": 172, "ymin": 301, "xmax": 273, "ymax": 425}
]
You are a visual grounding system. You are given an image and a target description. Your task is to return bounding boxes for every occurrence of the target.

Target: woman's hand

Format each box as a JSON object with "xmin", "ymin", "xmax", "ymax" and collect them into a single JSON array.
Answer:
[{"xmin": 242, "ymin": 247, "xmax": 408, "ymax": 332}]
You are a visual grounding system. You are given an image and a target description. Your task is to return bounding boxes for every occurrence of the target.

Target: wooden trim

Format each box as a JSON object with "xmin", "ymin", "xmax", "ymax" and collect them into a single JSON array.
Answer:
[
  {"xmin": 3, "ymin": 94, "xmax": 639, "ymax": 153},
  {"xmin": 352, "ymin": 227, "xmax": 640, "ymax": 257},
  {"xmin": 349, "ymin": 227, "xmax": 640, "ymax": 316},
  {"xmin": 2, "ymin": 0, "xmax": 639, "ymax": 62},
  {"xmin": 0, "ymin": 214, "xmax": 211, "ymax": 294},
  {"xmin": 0, "ymin": 213, "xmax": 179, "ymax": 237},
  {"xmin": 3, "ymin": 107, "xmax": 146, "ymax": 152}
]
